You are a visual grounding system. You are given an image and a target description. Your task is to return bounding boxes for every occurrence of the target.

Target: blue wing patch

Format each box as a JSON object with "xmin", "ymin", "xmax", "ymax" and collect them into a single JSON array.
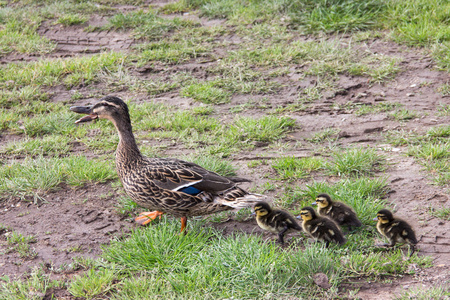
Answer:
[{"xmin": 178, "ymin": 186, "xmax": 202, "ymax": 195}]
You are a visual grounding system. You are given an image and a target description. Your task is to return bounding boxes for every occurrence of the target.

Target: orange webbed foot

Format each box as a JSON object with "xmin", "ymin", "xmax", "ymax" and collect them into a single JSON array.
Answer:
[{"xmin": 135, "ymin": 211, "xmax": 164, "ymax": 226}]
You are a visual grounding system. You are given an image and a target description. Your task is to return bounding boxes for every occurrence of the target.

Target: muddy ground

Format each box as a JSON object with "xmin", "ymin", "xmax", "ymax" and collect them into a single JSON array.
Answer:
[{"xmin": 0, "ymin": 4, "xmax": 449, "ymax": 299}]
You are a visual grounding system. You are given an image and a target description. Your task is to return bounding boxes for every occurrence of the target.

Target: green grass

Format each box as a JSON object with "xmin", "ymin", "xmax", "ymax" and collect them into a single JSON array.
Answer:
[
  {"xmin": 288, "ymin": 0, "xmax": 386, "ymax": 33},
  {"xmin": 0, "ymin": 5, "xmax": 55, "ymax": 55},
  {"xmin": 181, "ymin": 154, "xmax": 237, "ymax": 177},
  {"xmin": 0, "ymin": 267, "xmax": 64, "ymax": 300},
  {"xmin": 135, "ymin": 40, "xmax": 210, "ymax": 64},
  {"xmin": 226, "ymin": 116, "xmax": 295, "ymax": 143},
  {"xmin": 280, "ymin": 177, "xmax": 389, "ymax": 223},
  {"xmin": 0, "ymin": 86, "xmax": 49, "ymax": 109},
  {"xmin": 179, "ymin": 0, "xmax": 385, "ymax": 34},
  {"xmin": 132, "ymin": 103, "xmax": 220, "ymax": 136},
  {"xmin": 4, "ymin": 230, "xmax": 37, "ymax": 259},
  {"xmin": 0, "ymin": 156, "xmax": 117, "ymax": 198},
  {"xmin": 427, "ymin": 125, "xmax": 450, "ymax": 138},
  {"xmin": 428, "ymin": 206, "xmax": 450, "ymax": 221},
  {"xmin": 181, "ymin": 81, "xmax": 231, "ymax": 104},
  {"xmin": 384, "ymin": 127, "xmax": 450, "ymax": 186},
  {"xmin": 437, "ymin": 103, "xmax": 450, "ymax": 116},
  {"xmin": 389, "ymin": 109, "xmax": 419, "ymax": 121},
  {"xmin": 384, "ymin": 129, "xmax": 422, "ymax": 147},
  {"xmin": 354, "ymin": 102, "xmax": 401, "ymax": 116},
  {"xmin": 306, "ymin": 128, "xmax": 341, "ymax": 143},
  {"xmin": 438, "ymin": 83, "xmax": 450, "ymax": 96},
  {"xmin": 0, "ymin": 135, "xmax": 72, "ymax": 156},
  {"xmin": 106, "ymin": 9, "xmax": 196, "ymax": 40},
  {"xmin": 327, "ymin": 147, "xmax": 386, "ymax": 177},
  {"xmin": 68, "ymin": 268, "xmax": 118, "ymax": 299},
  {"xmin": 55, "ymin": 13, "xmax": 88, "ymax": 26},
  {"xmin": 222, "ymin": 39, "xmax": 400, "ymax": 82},
  {"xmin": 395, "ymin": 283, "xmax": 450, "ymax": 300},
  {"xmin": 0, "ymin": 51, "xmax": 125, "ymax": 89},
  {"xmin": 272, "ymin": 156, "xmax": 324, "ymax": 180},
  {"xmin": 407, "ymin": 141, "xmax": 450, "ymax": 161},
  {"xmin": 209, "ymin": 63, "xmax": 282, "ymax": 94},
  {"xmin": 385, "ymin": 0, "xmax": 450, "ymax": 46},
  {"xmin": 60, "ymin": 217, "xmax": 431, "ymax": 299}
]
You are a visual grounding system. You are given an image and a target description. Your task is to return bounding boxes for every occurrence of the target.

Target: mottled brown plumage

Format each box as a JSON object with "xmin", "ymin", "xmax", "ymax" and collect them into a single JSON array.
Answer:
[
  {"xmin": 70, "ymin": 96, "xmax": 264, "ymax": 231},
  {"xmin": 314, "ymin": 193, "xmax": 362, "ymax": 231},
  {"xmin": 374, "ymin": 209, "xmax": 418, "ymax": 256},
  {"xmin": 253, "ymin": 201, "xmax": 302, "ymax": 244},
  {"xmin": 298, "ymin": 207, "xmax": 346, "ymax": 247}
]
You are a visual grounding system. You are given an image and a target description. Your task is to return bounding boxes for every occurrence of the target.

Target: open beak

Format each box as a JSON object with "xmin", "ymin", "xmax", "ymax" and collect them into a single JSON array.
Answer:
[{"xmin": 70, "ymin": 105, "xmax": 97, "ymax": 123}]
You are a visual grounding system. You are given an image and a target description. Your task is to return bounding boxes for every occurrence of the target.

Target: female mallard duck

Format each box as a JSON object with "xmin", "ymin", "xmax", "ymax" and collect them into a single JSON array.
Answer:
[
  {"xmin": 70, "ymin": 96, "xmax": 264, "ymax": 232},
  {"xmin": 298, "ymin": 207, "xmax": 346, "ymax": 247},
  {"xmin": 253, "ymin": 201, "xmax": 302, "ymax": 244},
  {"xmin": 313, "ymin": 193, "xmax": 362, "ymax": 231},
  {"xmin": 374, "ymin": 209, "xmax": 418, "ymax": 256}
]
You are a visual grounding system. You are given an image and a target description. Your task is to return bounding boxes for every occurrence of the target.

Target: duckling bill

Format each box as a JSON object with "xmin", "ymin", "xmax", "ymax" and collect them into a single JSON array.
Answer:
[
  {"xmin": 374, "ymin": 209, "xmax": 418, "ymax": 256},
  {"xmin": 253, "ymin": 201, "xmax": 302, "ymax": 244},
  {"xmin": 313, "ymin": 193, "xmax": 362, "ymax": 231},
  {"xmin": 298, "ymin": 206, "xmax": 346, "ymax": 247}
]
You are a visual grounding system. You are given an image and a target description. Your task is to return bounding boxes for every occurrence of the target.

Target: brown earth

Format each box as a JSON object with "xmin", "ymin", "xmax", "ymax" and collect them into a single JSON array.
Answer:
[{"xmin": 0, "ymin": 5, "xmax": 449, "ymax": 299}]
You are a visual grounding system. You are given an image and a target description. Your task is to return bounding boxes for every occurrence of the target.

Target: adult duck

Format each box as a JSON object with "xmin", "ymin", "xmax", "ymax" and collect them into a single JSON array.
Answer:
[{"xmin": 70, "ymin": 96, "xmax": 264, "ymax": 232}]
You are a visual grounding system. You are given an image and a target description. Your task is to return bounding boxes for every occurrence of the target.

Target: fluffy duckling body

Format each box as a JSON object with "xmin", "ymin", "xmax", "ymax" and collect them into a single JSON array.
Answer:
[
  {"xmin": 253, "ymin": 201, "xmax": 302, "ymax": 244},
  {"xmin": 70, "ymin": 96, "xmax": 265, "ymax": 232},
  {"xmin": 314, "ymin": 193, "xmax": 362, "ymax": 231},
  {"xmin": 298, "ymin": 207, "xmax": 346, "ymax": 247},
  {"xmin": 374, "ymin": 209, "xmax": 418, "ymax": 255}
]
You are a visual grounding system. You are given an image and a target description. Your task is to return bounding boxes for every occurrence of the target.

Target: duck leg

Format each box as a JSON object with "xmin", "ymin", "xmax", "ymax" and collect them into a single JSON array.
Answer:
[
  {"xmin": 135, "ymin": 211, "xmax": 165, "ymax": 225},
  {"xmin": 180, "ymin": 216, "xmax": 188, "ymax": 233},
  {"xmin": 277, "ymin": 226, "xmax": 289, "ymax": 244}
]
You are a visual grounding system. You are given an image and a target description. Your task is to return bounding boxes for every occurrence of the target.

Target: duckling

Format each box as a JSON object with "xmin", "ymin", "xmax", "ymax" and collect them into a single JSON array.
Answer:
[
  {"xmin": 313, "ymin": 193, "xmax": 362, "ymax": 231},
  {"xmin": 70, "ymin": 96, "xmax": 266, "ymax": 232},
  {"xmin": 253, "ymin": 201, "xmax": 302, "ymax": 244},
  {"xmin": 374, "ymin": 209, "xmax": 418, "ymax": 256},
  {"xmin": 298, "ymin": 207, "xmax": 346, "ymax": 247}
]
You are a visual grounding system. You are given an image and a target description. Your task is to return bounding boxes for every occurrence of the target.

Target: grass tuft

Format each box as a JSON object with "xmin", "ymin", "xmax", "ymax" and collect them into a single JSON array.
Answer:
[
  {"xmin": 327, "ymin": 147, "xmax": 386, "ymax": 177},
  {"xmin": 0, "ymin": 156, "xmax": 117, "ymax": 198},
  {"xmin": 227, "ymin": 116, "xmax": 295, "ymax": 143},
  {"xmin": 272, "ymin": 156, "xmax": 324, "ymax": 180}
]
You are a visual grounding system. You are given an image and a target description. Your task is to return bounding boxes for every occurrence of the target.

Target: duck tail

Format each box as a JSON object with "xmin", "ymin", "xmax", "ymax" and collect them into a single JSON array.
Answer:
[{"xmin": 215, "ymin": 192, "xmax": 268, "ymax": 210}]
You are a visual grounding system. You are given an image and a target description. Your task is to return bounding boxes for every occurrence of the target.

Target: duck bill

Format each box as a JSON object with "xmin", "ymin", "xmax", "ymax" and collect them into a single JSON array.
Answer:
[
  {"xmin": 372, "ymin": 217, "xmax": 378, "ymax": 221},
  {"xmin": 312, "ymin": 202, "xmax": 317, "ymax": 206},
  {"xmin": 70, "ymin": 105, "xmax": 97, "ymax": 123}
]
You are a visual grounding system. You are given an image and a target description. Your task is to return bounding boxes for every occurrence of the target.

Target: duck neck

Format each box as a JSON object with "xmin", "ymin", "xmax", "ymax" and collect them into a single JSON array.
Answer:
[{"xmin": 113, "ymin": 118, "xmax": 142, "ymax": 164}]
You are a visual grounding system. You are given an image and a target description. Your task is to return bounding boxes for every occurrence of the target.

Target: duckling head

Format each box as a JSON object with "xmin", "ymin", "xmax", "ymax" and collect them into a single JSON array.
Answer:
[
  {"xmin": 71, "ymin": 96, "xmax": 130, "ymax": 124},
  {"xmin": 313, "ymin": 193, "xmax": 332, "ymax": 208},
  {"xmin": 374, "ymin": 209, "xmax": 394, "ymax": 224},
  {"xmin": 299, "ymin": 206, "xmax": 317, "ymax": 222},
  {"xmin": 253, "ymin": 201, "xmax": 272, "ymax": 217}
]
